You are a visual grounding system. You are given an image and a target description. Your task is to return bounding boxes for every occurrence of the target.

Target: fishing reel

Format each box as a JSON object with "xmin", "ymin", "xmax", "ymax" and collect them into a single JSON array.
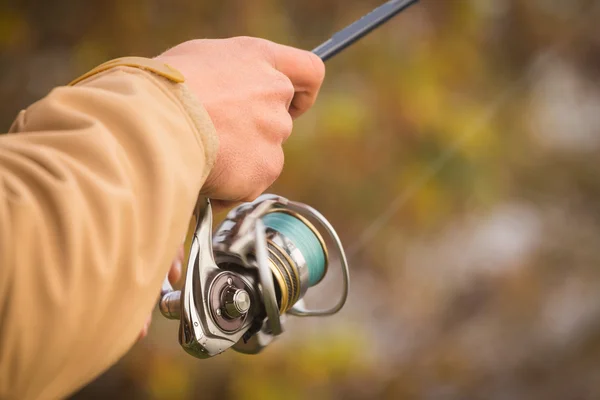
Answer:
[{"xmin": 159, "ymin": 194, "xmax": 350, "ymax": 358}]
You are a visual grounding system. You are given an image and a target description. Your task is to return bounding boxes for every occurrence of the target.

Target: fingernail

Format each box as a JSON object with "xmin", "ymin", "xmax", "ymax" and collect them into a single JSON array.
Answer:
[{"xmin": 174, "ymin": 259, "xmax": 182, "ymax": 275}]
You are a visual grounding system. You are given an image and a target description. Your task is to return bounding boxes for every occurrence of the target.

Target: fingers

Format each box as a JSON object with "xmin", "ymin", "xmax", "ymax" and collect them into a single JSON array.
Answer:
[
  {"xmin": 268, "ymin": 42, "xmax": 326, "ymax": 119},
  {"xmin": 138, "ymin": 314, "xmax": 152, "ymax": 340},
  {"xmin": 210, "ymin": 199, "xmax": 242, "ymax": 214},
  {"xmin": 168, "ymin": 246, "xmax": 184, "ymax": 284}
]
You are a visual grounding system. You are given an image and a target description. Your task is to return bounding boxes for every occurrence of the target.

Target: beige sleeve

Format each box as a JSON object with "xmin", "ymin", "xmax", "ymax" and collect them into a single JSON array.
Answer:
[{"xmin": 0, "ymin": 63, "xmax": 218, "ymax": 399}]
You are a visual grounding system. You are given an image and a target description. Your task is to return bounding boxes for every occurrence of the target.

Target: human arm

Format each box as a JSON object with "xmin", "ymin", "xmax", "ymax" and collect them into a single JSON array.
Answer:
[
  {"xmin": 0, "ymin": 37, "xmax": 324, "ymax": 400},
  {"xmin": 0, "ymin": 59, "xmax": 217, "ymax": 399}
]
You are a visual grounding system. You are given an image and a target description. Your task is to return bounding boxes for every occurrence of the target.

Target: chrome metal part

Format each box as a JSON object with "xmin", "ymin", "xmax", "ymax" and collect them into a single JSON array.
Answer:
[
  {"xmin": 159, "ymin": 290, "xmax": 181, "ymax": 320},
  {"xmin": 209, "ymin": 272, "xmax": 252, "ymax": 333},
  {"xmin": 159, "ymin": 199, "xmax": 256, "ymax": 358},
  {"xmin": 254, "ymin": 219, "xmax": 282, "ymax": 336},
  {"xmin": 285, "ymin": 200, "xmax": 350, "ymax": 317},
  {"xmin": 223, "ymin": 287, "xmax": 251, "ymax": 318}
]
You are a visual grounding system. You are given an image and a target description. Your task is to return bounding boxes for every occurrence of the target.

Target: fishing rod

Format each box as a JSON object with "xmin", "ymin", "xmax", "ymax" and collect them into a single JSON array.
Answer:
[
  {"xmin": 159, "ymin": 0, "xmax": 420, "ymax": 359},
  {"xmin": 313, "ymin": 0, "xmax": 420, "ymax": 61}
]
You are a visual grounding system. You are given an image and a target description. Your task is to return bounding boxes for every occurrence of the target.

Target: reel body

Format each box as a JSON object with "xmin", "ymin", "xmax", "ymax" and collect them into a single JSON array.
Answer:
[{"xmin": 159, "ymin": 194, "xmax": 350, "ymax": 358}]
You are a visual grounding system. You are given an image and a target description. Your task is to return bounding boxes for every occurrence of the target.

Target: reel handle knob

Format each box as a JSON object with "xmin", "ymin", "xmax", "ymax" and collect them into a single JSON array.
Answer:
[{"xmin": 159, "ymin": 289, "xmax": 181, "ymax": 320}]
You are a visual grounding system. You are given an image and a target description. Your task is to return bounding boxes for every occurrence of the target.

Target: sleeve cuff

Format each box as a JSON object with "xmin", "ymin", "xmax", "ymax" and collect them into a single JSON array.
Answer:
[{"xmin": 70, "ymin": 57, "xmax": 219, "ymax": 181}]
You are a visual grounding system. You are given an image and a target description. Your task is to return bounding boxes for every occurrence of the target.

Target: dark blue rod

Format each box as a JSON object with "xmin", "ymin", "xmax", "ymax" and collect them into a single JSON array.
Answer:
[{"xmin": 312, "ymin": 0, "xmax": 420, "ymax": 61}]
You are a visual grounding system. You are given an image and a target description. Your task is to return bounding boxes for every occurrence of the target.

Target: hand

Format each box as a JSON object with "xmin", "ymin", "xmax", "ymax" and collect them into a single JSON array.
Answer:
[
  {"xmin": 138, "ymin": 246, "xmax": 184, "ymax": 340},
  {"xmin": 156, "ymin": 37, "xmax": 325, "ymax": 207}
]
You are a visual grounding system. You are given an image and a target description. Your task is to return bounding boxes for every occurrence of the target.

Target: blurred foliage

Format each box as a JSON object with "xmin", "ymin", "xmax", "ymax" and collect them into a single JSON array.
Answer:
[{"xmin": 2, "ymin": 0, "xmax": 600, "ymax": 399}]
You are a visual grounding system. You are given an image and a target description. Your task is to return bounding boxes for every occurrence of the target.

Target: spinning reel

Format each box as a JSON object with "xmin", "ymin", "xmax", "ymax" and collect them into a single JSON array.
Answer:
[{"xmin": 159, "ymin": 195, "xmax": 350, "ymax": 358}]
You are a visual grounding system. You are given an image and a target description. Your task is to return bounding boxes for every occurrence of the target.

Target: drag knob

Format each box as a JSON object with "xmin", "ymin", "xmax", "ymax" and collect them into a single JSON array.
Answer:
[{"xmin": 223, "ymin": 287, "xmax": 251, "ymax": 318}]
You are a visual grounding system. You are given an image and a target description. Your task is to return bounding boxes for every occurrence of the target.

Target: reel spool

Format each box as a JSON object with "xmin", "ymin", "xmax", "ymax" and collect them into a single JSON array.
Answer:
[
  {"xmin": 159, "ymin": 194, "xmax": 350, "ymax": 358},
  {"xmin": 260, "ymin": 209, "xmax": 328, "ymax": 314}
]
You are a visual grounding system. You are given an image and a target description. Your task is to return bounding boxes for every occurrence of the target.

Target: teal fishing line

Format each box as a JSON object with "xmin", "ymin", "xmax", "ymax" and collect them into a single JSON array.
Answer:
[{"xmin": 262, "ymin": 212, "xmax": 326, "ymax": 287}]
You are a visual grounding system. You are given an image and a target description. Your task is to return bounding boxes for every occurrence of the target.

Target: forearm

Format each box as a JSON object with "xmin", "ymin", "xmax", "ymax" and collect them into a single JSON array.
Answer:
[{"xmin": 0, "ymin": 62, "xmax": 217, "ymax": 399}]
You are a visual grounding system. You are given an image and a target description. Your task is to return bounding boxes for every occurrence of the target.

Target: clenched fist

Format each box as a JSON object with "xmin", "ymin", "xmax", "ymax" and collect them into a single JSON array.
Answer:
[{"xmin": 156, "ymin": 37, "xmax": 326, "ymax": 208}]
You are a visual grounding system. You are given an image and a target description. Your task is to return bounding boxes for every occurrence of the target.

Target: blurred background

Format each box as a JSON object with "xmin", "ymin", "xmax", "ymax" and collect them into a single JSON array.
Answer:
[{"xmin": 2, "ymin": 0, "xmax": 600, "ymax": 398}]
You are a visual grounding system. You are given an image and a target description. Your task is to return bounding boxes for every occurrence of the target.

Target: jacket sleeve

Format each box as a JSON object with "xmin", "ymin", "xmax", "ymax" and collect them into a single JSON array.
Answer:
[{"xmin": 0, "ymin": 63, "xmax": 218, "ymax": 400}]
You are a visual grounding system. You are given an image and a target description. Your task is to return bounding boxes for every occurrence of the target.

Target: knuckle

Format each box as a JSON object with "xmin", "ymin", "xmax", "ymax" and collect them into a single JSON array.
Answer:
[
  {"xmin": 233, "ymin": 36, "xmax": 271, "ymax": 52},
  {"xmin": 256, "ymin": 37, "xmax": 274, "ymax": 53},
  {"xmin": 231, "ymin": 36, "xmax": 255, "ymax": 47},
  {"xmin": 230, "ymin": 37, "xmax": 276, "ymax": 65},
  {"xmin": 260, "ymin": 111, "xmax": 293, "ymax": 142},
  {"xmin": 272, "ymin": 72, "xmax": 295, "ymax": 100},
  {"xmin": 278, "ymin": 114, "xmax": 294, "ymax": 141}
]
